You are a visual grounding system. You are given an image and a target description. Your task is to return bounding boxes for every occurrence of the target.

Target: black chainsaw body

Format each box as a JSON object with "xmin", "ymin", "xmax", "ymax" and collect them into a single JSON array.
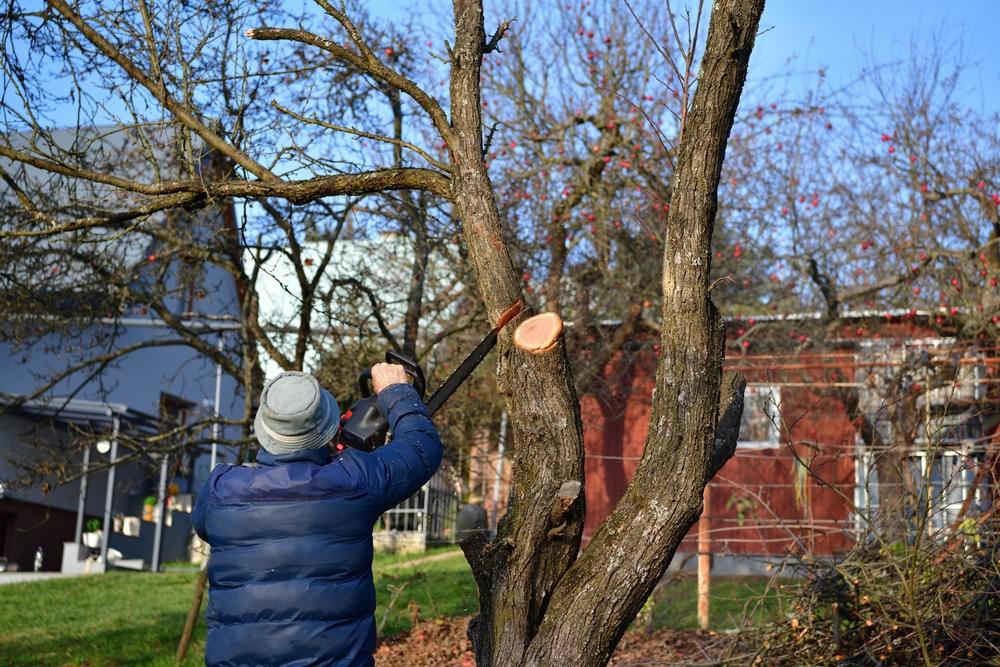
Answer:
[
  {"xmin": 336, "ymin": 301, "xmax": 522, "ymax": 453},
  {"xmin": 338, "ymin": 351, "xmax": 425, "ymax": 452}
]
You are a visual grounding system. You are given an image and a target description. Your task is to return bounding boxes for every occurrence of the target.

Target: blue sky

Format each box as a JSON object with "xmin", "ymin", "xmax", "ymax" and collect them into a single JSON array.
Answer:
[
  {"xmin": 746, "ymin": 0, "xmax": 999, "ymax": 112},
  {"xmin": 9, "ymin": 1, "xmax": 997, "ymax": 128},
  {"xmin": 364, "ymin": 0, "xmax": 999, "ymax": 113}
]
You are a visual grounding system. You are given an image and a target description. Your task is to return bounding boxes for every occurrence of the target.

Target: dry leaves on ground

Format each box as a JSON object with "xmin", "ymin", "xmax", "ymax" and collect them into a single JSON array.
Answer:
[{"xmin": 375, "ymin": 616, "xmax": 724, "ymax": 666}]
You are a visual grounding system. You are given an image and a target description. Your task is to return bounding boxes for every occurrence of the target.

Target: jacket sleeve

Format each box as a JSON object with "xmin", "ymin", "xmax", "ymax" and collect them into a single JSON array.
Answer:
[
  {"xmin": 192, "ymin": 474, "xmax": 212, "ymax": 541},
  {"xmin": 358, "ymin": 383, "xmax": 443, "ymax": 513}
]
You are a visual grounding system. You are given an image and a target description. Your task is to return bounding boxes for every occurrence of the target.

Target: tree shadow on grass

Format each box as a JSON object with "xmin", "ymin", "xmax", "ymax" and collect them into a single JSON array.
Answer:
[{"xmin": 0, "ymin": 610, "xmax": 206, "ymax": 667}]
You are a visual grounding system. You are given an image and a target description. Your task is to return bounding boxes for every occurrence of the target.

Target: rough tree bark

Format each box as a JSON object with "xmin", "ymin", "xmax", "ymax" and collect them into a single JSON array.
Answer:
[
  {"xmin": 447, "ymin": 0, "xmax": 763, "ymax": 665},
  {"xmin": 447, "ymin": 2, "xmax": 586, "ymax": 662}
]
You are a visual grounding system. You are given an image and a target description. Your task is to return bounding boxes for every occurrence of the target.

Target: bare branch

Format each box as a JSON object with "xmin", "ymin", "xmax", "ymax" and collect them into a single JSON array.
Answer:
[
  {"xmin": 246, "ymin": 24, "xmax": 455, "ymax": 147},
  {"xmin": 270, "ymin": 100, "xmax": 452, "ymax": 173},
  {"xmin": 46, "ymin": 0, "xmax": 277, "ymax": 182}
]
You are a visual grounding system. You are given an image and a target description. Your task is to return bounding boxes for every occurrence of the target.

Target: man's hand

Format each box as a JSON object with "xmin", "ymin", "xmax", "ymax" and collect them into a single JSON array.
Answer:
[{"xmin": 371, "ymin": 362, "xmax": 410, "ymax": 394}]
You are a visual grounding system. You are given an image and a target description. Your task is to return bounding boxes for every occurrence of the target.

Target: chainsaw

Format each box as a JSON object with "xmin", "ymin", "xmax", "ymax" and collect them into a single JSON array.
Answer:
[{"xmin": 336, "ymin": 301, "xmax": 524, "ymax": 452}]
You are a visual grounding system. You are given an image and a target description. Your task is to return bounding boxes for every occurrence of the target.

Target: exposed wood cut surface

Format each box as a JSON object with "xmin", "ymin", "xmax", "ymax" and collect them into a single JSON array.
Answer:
[{"xmin": 513, "ymin": 312, "xmax": 563, "ymax": 354}]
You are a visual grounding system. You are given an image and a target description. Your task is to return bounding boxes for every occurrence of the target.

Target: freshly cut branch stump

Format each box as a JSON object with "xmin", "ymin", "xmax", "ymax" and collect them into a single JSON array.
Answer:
[{"xmin": 513, "ymin": 312, "xmax": 563, "ymax": 354}]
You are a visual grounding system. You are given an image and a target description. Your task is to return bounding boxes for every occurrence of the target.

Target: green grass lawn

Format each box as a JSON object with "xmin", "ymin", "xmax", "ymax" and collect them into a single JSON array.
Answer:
[
  {"xmin": 0, "ymin": 549, "xmax": 472, "ymax": 666},
  {"xmin": 643, "ymin": 574, "xmax": 791, "ymax": 631},
  {"xmin": 0, "ymin": 552, "xmax": 782, "ymax": 666},
  {"xmin": 0, "ymin": 571, "xmax": 206, "ymax": 666}
]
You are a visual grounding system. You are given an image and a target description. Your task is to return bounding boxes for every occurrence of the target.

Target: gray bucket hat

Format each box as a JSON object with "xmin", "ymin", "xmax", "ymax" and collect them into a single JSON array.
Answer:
[{"xmin": 253, "ymin": 372, "xmax": 341, "ymax": 455}]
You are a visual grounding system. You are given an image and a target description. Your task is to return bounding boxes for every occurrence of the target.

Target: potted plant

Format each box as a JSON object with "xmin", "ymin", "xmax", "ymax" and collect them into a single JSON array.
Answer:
[
  {"xmin": 142, "ymin": 495, "xmax": 157, "ymax": 522},
  {"xmin": 82, "ymin": 518, "xmax": 102, "ymax": 548}
]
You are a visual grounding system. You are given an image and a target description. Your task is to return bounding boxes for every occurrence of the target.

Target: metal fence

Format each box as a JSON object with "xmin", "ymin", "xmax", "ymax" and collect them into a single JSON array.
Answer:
[{"xmin": 379, "ymin": 465, "xmax": 460, "ymax": 544}]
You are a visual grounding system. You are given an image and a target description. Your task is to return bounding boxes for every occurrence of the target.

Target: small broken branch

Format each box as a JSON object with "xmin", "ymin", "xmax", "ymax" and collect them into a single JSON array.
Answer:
[
  {"xmin": 706, "ymin": 370, "xmax": 746, "ymax": 482},
  {"xmin": 484, "ymin": 19, "xmax": 514, "ymax": 54},
  {"xmin": 547, "ymin": 480, "xmax": 583, "ymax": 539}
]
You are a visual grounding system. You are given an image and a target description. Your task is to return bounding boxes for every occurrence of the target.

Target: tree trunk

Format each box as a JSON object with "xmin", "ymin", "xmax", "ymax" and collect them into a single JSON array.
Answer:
[
  {"xmin": 402, "ymin": 200, "xmax": 430, "ymax": 359},
  {"xmin": 447, "ymin": 0, "xmax": 761, "ymax": 665},
  {"xmin": 449, "ymin": 4, "xmax": 586, "ymax": 664}
]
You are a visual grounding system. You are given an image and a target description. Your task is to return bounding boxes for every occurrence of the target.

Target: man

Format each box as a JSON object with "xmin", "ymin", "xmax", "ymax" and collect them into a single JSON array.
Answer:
[{"xmin": 193, "ymin": 364, "xmax": 442, "ymax": 666}]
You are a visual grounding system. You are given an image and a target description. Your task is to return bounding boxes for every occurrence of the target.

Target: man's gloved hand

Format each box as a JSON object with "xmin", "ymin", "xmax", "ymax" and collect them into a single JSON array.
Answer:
[{"xmin": 371, "ymin": 362, "xmax": 410, "ymax": 394}]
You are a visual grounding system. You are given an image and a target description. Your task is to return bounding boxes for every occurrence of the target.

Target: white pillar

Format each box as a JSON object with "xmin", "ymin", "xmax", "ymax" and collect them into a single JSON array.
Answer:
[
  {"xmin": 210, "ymin": 333, "xmax": 224, "ymax": 471},
  {"xmin": 99, "ymin": 416, "xmax": 120, "ymax": 566},
  {"xmin": 151, "ymin": 454, "xmax": 169, "ymax": 573},
  {"xmin": 74, "ymin": 446, "xmax": 91, "ymax": 545},
  {"xmin": 490, "ymin": 410, "xmax": 508, "ymax": 535}
]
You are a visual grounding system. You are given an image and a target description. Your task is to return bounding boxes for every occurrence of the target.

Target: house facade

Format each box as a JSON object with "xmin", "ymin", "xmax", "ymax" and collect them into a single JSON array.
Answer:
[
  {"xmin": 580, "ymin": 313, "xmax": 999, "ymax": 571},
  {"xmin": 1, "ymin": 128, "xmax": 244, "ymax": 572}
]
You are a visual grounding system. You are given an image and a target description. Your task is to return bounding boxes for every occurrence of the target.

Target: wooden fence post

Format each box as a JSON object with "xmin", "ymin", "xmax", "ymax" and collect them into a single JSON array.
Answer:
[{"xmin": 697, "ymin": 484, "xmax": 712, "ymax": 630}]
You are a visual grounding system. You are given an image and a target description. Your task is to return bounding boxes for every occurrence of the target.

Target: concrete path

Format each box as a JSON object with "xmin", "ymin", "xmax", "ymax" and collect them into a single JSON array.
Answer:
[
  {"xmin": 0, "ymin": 551, "xmax": 466, "ymax": 584},
  {"xmin": 379, "ymin": 549, "xmax": 466, "ymax": 571},
  {"xmin": 0, "ymin": 572, "xmax": 86, "ymax": 585}
]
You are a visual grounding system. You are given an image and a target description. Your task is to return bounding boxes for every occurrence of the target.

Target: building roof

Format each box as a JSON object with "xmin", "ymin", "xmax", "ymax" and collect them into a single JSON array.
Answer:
[{"xmin": 2, "ymin": 396, "xmax": 159, "ymax": 435}]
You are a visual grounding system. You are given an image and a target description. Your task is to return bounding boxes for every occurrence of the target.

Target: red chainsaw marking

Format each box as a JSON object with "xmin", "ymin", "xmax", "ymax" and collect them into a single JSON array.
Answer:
[{"xmin": 495, "ymin": 299, "xmax": 525, "ymax": 330}]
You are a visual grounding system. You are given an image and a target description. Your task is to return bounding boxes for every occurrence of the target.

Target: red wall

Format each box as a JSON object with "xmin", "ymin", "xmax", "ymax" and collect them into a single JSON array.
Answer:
[
  {"xmin": 580, "ymin": 318, "xmax": 997, "ymax": 558},
  {"xmin": 581, "ymin": 341, "xmax": 865, "ymax": 557},
  {"xmin": 580, "ymin": 349, "xmax": 654, "ymax": 541}
]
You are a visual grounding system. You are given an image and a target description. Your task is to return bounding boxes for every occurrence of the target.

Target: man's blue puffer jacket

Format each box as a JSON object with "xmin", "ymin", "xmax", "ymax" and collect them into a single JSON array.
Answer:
[{"xmin": 192, "ymin": 384, "xmax": 442, "ymax": 667}]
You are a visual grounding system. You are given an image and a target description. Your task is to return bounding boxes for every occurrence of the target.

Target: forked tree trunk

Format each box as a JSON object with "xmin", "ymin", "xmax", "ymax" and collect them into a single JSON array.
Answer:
[{"xmin": 446, "ymin": 0, "xmax": 763, "ymax": 665}]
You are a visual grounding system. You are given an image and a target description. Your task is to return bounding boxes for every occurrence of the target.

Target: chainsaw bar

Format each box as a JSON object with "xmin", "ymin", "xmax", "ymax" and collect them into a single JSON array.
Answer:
[{"xmin": 424, "ymin": 300, "xmax": 523, "ymax": 416}]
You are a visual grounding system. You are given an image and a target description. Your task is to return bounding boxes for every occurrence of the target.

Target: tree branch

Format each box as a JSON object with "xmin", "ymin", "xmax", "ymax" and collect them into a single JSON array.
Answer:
[
  {"xmin": 270, "ymin": 100, "xmax": 452, "ymax": 173},
  {"xmin": 0, "ymin": 168, "xmax": 452, "ymax": 238},
  {"xmin": 484, "ymin": 19, "xmax": 513, "ymax": 54},
  {"xmin": 246, "ymin": 24, "xmax": 456, "ymax": 146},
  {"xmin": 46, "ymin": 0, "xmax": 277, "ymax": 182}
]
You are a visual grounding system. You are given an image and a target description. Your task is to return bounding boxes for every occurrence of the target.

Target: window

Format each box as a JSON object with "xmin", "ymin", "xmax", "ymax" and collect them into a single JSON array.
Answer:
[
  {"xmin": 908, "ymin": 449, "xmax": 987, "ymax": 534},
  {"xmin": 853, "ymin": 444, "xmax": 989, "ymax": 537},
  {"xmin": 159, "ymin": 393, "xmax": 195, "ymax": 427},
  {"xmin": 852, "ymin": 446, "xmax": 879, "ymax": 534},
  {"xmin": 738, "ymin": 385, "xmax": 781, "ymax": 448}
]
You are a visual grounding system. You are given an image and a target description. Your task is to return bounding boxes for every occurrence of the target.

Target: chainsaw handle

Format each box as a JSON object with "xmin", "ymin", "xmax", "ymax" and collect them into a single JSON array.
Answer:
[
  {"xmin": 358, "ymin": 369, "xmax": 375, "ymax": 399},
  {"xmin": 357, "ymin": 352, "xmax": 426, "ymax": 399},
  {"xmin": 384, "ymin": 350, "xmax": 426, "ymax": 398}
]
